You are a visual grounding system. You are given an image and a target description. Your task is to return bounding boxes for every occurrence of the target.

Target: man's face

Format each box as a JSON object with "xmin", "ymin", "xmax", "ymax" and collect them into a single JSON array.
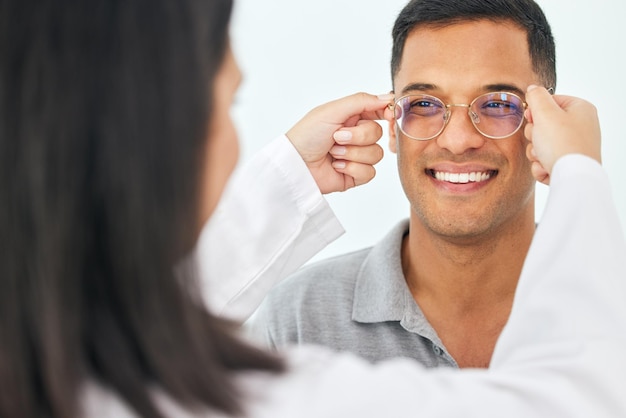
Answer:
[{"xmin": 390, "ymin": 20, "xmax": 538, "ymax": 241}]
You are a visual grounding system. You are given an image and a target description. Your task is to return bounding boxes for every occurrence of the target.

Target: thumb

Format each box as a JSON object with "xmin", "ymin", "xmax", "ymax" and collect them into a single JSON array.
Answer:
[
  {"xmin": 286, "ymin": 92, "xmax": 393, "ymax": 164},
  {"xmin": 524, "ymin": 85, "xmax": 559, "ymax": 124},
  {"xmin": 523, "ymin": 85, "xmax": 560, "ymax": 175},
  {"xmin": 317, "ymin": 92, "xmax": 394, "ymax": 125}
]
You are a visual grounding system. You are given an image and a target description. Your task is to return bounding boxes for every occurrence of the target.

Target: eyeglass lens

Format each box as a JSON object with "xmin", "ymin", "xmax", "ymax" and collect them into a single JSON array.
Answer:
[{"xmin": 395, "ymin": 92, "xmax": 525, "ymax": 140}]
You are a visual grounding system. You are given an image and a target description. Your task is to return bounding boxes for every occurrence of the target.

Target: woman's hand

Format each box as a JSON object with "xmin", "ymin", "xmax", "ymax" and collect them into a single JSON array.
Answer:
[
  {"xmin": 286, "ymin": 92, "xmax": 394, "ymax": 193},
  {"xmin": 524, "ymin": 85, "xmax": 602, "ymax": 185}
]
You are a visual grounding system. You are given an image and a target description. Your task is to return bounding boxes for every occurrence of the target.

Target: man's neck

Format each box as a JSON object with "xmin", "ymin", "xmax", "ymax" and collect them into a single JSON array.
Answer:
[
  {"xmin": 402, "ymin": 212, "xmax": 535, "ymax": 310},
  {"xmin": 401, "ymin": 211, "xmax": 536, "ymax": 367}
]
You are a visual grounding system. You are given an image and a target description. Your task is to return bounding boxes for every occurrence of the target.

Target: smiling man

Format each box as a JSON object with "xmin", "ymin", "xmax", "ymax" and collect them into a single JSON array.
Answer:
[{"xmin": 248, "ymin": 0, "xmax": 557, "ymax": 369}]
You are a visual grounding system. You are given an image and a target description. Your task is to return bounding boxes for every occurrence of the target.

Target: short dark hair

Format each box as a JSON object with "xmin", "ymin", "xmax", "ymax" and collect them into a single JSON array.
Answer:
[
  {"xmin": 391, "ymin": 0, "xmax": 556, "ymax": 89},
  {"xmin": 0, "ymin": 0, "xmax": 282, "ymax": 417}
]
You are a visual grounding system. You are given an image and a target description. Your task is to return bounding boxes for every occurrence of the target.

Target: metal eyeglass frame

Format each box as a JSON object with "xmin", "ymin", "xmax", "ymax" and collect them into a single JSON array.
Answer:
[{"xmin": 390, "ymin": 89, "xmax": 553, "ymax": 141}]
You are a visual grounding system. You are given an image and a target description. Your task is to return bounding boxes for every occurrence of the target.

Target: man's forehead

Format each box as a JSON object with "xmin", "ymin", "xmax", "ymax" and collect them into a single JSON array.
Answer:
[{"xmin": 393, "ymin": 20, "xmax": 533, "ymax": 90}]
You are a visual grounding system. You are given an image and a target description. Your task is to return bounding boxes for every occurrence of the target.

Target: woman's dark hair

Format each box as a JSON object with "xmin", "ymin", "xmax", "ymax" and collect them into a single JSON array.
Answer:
[
  {"xmin": 391, "ymin": 0, "xmax": 556, "ymax": 89},
  {"xmin": 0, "ymin": 0, "xmax": 283, "ymax": 417}
]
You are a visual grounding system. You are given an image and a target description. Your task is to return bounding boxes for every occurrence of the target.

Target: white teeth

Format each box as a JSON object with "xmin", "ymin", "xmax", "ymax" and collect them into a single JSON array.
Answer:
[{"xmin": 433, "ymin": 171, "xmax": 492, "ymax": 184}]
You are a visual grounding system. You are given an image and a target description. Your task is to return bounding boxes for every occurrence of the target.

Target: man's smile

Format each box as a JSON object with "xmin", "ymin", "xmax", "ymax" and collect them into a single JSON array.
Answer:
[{"xmin": 427, "ymin": 169, "xmax": 498, "ymax": 184}]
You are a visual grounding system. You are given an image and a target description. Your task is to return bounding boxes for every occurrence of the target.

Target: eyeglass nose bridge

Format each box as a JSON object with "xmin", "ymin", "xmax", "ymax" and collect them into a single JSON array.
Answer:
[{"xmin": 442, "ymin": 103, "xmax": 481, "ymax": 129}]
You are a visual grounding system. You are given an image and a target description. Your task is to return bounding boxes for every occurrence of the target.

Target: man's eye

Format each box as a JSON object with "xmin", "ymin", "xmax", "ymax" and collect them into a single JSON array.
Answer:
[{"xmin": 483, "ymin": 101, "xmax": 520, "ymax": 114}]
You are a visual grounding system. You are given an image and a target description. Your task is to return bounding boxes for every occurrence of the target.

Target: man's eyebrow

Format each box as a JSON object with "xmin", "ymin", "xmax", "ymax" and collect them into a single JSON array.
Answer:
[
  {"xmin": 398, "ymin": 82, "xmax": 527, "ymax": 97},
  {"xmin": 483, "ymin": 83, "xmax": 525, "ymax": 97},
  {"xmin": 399, "ymin": 82, "xmax": 438, "ymax": 95}
]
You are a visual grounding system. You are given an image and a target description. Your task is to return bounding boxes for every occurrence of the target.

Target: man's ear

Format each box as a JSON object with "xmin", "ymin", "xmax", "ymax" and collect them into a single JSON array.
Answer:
[{"xmin": 388, "ymin": 118, "xmax": 398, "ymax": 154}]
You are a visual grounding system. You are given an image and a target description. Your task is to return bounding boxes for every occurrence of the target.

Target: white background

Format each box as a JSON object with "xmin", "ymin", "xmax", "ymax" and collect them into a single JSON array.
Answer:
[{"xmin": 230, "ymin": 0, "xmax": 626, "ymax": 263}]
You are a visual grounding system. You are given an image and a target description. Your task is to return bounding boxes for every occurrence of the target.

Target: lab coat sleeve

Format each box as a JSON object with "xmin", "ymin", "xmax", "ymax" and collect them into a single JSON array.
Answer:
[
  {"xmin": 482, "ymin": 153, "xmax": 626, "ymax": 414},
  {"xmin": 194, "ymin": 135, "xmax": 345, "ymax": 322}
]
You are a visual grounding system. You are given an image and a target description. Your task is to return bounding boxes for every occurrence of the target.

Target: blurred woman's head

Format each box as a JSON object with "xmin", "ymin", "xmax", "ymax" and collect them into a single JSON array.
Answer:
[{"xmin": 0, "ymin": 0, "xmax": 281, "ymax": 417}]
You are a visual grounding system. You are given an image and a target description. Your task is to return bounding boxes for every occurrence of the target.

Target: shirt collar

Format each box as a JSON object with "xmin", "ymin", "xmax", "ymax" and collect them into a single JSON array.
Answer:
[
  {"xmin": 351, "ymin": 219, "xmax": 444, "ymax": 346},
  {"xmin": 352, "ymin": 219, "xmax": 411, "ymax": 323}
]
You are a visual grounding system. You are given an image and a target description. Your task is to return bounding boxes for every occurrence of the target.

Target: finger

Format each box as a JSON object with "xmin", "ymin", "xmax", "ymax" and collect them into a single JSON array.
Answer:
[
  {"xmin": 526, "ymin": 142, "xmax": 549, "ymax": 184},
  {"xmin": 525, "ymin": 143, "xmax": 537, "ymax": 162},
  {"xmin": 382, "ymin": 104, "xmax": 395, "ymax": 122},
  {"xmin": 320, "ymin": 92, "xmax": 395, "ymax": 124},
  {"xmin": 523, "ymin": 122, "xmax": 534, "ymax": 143},
  {"xmin": 524, "ymin": 108, "xmax": 533, "ymax": 124},
  {"xmin": 531, "ymin": 161, "xmax": 550, "ymax": 185},
  {"xmin": 525, "ymin": 85, "xmax": 561, "ymax": 121},
  {"xmin": 525, "ymin": 86, "xmax": 582, "ymax": 128},
  {"xmin": 330, "ymin": 143, "xmax": 384, "ymax": 166},
  {"xmin": 333, "ymin": 119, "xmax": 383, "ymax": 145},
  {"xmin": 331, "ymin": 160, "xmax": 377, "ymax": 188}
]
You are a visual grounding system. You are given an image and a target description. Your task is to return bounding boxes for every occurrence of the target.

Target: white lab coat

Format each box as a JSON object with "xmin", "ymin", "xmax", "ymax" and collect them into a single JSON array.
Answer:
[
  {"xmin": 195, "ymin": 136, "xmax": 344, "ymax": 321},
  {"xmin": 85, "ymin": 137, "xmax": 626, "ymax": 417}
]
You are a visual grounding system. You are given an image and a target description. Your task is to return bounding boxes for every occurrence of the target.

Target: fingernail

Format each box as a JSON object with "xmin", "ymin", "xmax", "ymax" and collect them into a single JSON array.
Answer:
[
  {"xmin": 333, "ymin": 130, "xmax": 352, "ymax": 143},
  {"xmin": 527, "ymin": 84, "xmax": 538, "ymax": 92},
  {"xmin": 330, "ymin": 145, "xmax": 347, "ymax": 156},
  {"xmin": 332, "ymin": 161, "xmax": 346, "ymax": 169},
  {"xmin": 377, "ymin": 93, "xmax": 395, "ymax": 101}
]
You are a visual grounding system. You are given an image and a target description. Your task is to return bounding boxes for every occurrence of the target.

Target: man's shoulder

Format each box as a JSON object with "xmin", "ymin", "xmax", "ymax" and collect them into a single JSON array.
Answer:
[
  {"xmin": 267, "ymin": 218, "xmax": 409, "ymax": 303},
  {"xmin": 270, "ymin": 246, "xmax": 372, "ymax": 300},
  {"xmin": 246, "ymin": 247, "xmax": 374, "ymax": 344}
]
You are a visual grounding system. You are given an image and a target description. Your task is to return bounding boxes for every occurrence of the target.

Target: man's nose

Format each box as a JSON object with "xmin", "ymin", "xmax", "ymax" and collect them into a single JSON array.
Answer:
[{"xmin": 435, "ymin": 106, "xmax": 486, "ymax": 154}]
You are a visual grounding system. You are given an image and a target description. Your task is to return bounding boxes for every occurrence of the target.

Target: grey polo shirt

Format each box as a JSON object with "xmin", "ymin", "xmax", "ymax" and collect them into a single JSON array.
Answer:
[{"xmin": 247, "ymin": 219, "xmax": 458, "ymax": 368}]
